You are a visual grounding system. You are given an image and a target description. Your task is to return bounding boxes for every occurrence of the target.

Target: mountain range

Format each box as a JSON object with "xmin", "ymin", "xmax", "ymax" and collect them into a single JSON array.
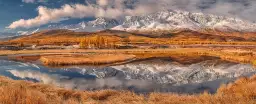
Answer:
[
  {"xmin": 47, "ymin": 10, "xmax": 256, "ymax": 33},
  {"xmin": 2, "ymin": 9, "xmax": 256, "ymax": 39}
]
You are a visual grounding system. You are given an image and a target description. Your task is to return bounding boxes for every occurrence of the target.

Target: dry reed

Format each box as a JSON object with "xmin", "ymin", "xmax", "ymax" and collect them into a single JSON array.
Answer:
[
  {"xmin": 1, "ymin": 74, "xmax": 256, "ymax": 104},
  {"xmin": 40, "ymin": 54, "xmax": 136, "ymax": 66}
]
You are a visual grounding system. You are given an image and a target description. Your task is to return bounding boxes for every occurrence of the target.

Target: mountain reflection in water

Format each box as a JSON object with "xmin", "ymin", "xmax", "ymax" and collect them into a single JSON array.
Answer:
[{"xmin": 0, "ymin": 59, "xmax": 255, "ymax": 94}]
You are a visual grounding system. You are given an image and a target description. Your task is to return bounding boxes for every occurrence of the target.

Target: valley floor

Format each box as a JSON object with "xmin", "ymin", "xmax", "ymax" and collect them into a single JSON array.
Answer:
[{"xmin": 0, "ymin": 47, "xmax": 255, "ymax": 104}]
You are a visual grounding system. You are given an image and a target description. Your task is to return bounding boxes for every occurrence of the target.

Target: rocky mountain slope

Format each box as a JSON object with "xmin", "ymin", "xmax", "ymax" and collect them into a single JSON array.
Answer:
[
  {"xmin": 45, "ymin": 10, "xmax": 256, "ymax": 34},
  {"xmin": 112, "ymin": 10, "xmax": 256, "ymax": 32},
  {"xmin": 4, "ymin": 10, "xmax": 256, "ymax": 41},
  {"xmin": 48, "ymin": 17, "xmax": 119, "ymax": 32}
]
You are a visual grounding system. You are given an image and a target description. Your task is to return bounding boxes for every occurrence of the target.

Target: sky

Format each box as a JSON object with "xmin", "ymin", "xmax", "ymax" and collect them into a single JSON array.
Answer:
[
  {"xmin": 0, "ymin": 0, "xmax": 256, "ymax": 32},
  {"xmin": 0, "ymin": 0, "xmax": 86, "ymax": 32}
]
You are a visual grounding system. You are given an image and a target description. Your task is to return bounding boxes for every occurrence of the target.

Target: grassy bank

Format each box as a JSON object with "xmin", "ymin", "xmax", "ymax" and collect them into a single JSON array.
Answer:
[
  {"xmin": 3, "ymin": 48, "xmax": 256, "ymax": 66},
  {"xmin": 40, "ymin": 54, "xmax": 136, "ymax": 66},
  {"xmin": 0, "ymin": 75, "xmax": 256, "ymax": 104}
]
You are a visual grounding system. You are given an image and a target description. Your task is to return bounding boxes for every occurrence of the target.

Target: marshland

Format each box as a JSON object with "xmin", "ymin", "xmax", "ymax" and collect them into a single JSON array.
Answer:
[
  {"xmin": 2, "ymin": 0, "xmax": 256, "ymax": 103},
  {"xmin": 0, "ymin": 30, "xmax": 256, "ymax": 104}
]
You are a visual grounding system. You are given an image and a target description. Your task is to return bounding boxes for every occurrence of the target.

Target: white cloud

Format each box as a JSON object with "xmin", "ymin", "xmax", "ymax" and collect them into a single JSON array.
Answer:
[
  {"xmin": 9, "ymin": 0, "xmax": 256, "ymax": 29},
  {"xmin": 8, "ymin": 4, "xmax": 97, "ymax": 29},
  {"xmin": 7, "ymin": 69, "xmax": 154, "ymax": 90},
  {"xmin": 8, "ymin": 1, "xmax": 153, "ymax": 29},
  {"xmin": 22, "ymin": 0, "xmax": 46, "ymax": 3},
  {"xmin": 97, "ymin": 0, "xmax": 108, "ymax": 6},
  {"xmin": 22, "ymin": 0, "xmax": 35, "ymax": 3}
]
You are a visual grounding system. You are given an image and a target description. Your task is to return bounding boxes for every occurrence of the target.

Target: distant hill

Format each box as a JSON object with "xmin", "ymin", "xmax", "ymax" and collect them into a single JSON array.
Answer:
[{"xmin": 1, "ymin": 29, "xmax": 255, "ymax": 46}]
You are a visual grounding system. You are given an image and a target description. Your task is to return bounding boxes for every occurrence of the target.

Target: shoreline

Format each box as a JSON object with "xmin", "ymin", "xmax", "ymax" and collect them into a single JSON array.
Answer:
[{"xmin": 1, "ymin": 48, "xmax": 255, "ymax": 67}]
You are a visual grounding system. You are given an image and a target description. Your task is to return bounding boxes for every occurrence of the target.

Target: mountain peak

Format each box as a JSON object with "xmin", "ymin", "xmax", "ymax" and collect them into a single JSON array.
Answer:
[
  {"xmin": 112, "ymin": 10, "xmax": 256, "ymax": 32},
  {"xmin": 14, "ymin": 10, "xmax": 256, "ymax": 37},
  {"xmin": 87, "ymin": 17, "xmax": 119, "ymax": 28}
]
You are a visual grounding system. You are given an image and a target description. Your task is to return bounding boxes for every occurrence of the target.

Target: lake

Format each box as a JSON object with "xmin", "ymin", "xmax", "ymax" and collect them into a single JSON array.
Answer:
[{"xmin": 0, "ymin": 57, "xmax": 255, "ymax": 94}]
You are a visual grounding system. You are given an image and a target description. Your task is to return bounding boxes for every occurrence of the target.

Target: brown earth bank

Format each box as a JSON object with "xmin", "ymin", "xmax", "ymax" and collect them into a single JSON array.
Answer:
[
  {"xmin": 4, "ymin": 48, "xmax": 256, "ymax": 67},
  {"xmin": 1, "ymin": 75, "xmax": 256, "ymax": 104}
]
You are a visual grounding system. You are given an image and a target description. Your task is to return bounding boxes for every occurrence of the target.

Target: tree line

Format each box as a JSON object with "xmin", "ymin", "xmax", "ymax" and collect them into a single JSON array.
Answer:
[{"xmin": 79, "ymin": 35, "xmax": 116, "ymax": 49}]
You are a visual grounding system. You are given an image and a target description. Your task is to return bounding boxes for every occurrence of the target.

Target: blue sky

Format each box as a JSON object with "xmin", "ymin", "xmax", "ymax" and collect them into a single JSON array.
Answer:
[
  {"xmin": 0, "ymin": 0, "xmax": 35, "ymax": 32},
  {"xmin": 0, "ymin": 0, "xmax": 86, "ymax": 32}
]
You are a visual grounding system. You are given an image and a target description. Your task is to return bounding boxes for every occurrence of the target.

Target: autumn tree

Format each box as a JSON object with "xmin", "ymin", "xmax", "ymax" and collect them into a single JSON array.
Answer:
[
  {"xmin": 18, "ymin": 42, "xmax": 25, "ymax": 47},
  {"xmin": 79, "ymin": 38, "xmax": 87, "ymax": 49},
  {"xmin": 80, "ymin": 35, "xmax": 115, "ymax": 49}
]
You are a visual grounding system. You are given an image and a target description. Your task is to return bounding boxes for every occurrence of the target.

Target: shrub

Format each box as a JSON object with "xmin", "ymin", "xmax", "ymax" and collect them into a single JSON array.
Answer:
[{"xmin": 252, "ymin": 60, "xmax": 256, "ymax": 66}]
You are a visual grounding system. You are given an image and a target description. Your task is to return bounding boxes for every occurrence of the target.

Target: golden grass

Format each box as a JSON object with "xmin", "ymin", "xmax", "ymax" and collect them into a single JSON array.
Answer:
[
  {"xmin": 2, "ymin": 30, "xmax": 256, "ymax": 46},
  {"xmin": 40, "ymin": 54, "xmax": 136, "ymax": 66},
  {"xmin": 2, "ymin": 48, "xmax": 256, "ymax": 66},
  {"xmin": 1, "ymin": 75, "xmax": 256, "ymax": 104},
  {"xmin": 8, "ymin": 55, "xmax": 41, "ymax": 62},
  {"xmin": 253, "ymin": 60, "xmax": 256, "ymax": 66}
]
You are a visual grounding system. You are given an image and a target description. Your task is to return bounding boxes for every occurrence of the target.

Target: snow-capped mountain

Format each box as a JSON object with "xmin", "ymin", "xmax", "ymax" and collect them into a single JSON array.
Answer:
[
  {"xmin": 0, "ymin": 32, "xmax": 26, "ymax": 40},
  {"xmin": 4, "ymin": 59, "xmax": 256, "ymax": 93},
  {"xmin": 47, "ymin": 10, "xmax": 256, "ymax": 33},
  {"xmin": 112, "ymin": 10, "xmax": 256, "ymax": 32},
  {"xmin": 48, "ymin": 17, "xmax": 119, "ymax": 32},
  {"xmin": 0, "ymin": 28, "xmax": 40, "ymax": 40},
  {"xmin": 17, "ymin": 28, "xmax": 40, "ymax": 35},
  {"xmin": 14, "ymin": 9, "xmax": 256, "ymax": 36},
  {"xmin": 0, "ymin": 32, "xmax": 16, "ymax": 38}
]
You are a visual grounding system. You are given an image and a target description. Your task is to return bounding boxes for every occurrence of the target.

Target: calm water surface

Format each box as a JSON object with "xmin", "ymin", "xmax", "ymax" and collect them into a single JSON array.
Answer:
[{"xmin": 0, "ymin": 58, "xmax": 255, "ymax": 94}]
